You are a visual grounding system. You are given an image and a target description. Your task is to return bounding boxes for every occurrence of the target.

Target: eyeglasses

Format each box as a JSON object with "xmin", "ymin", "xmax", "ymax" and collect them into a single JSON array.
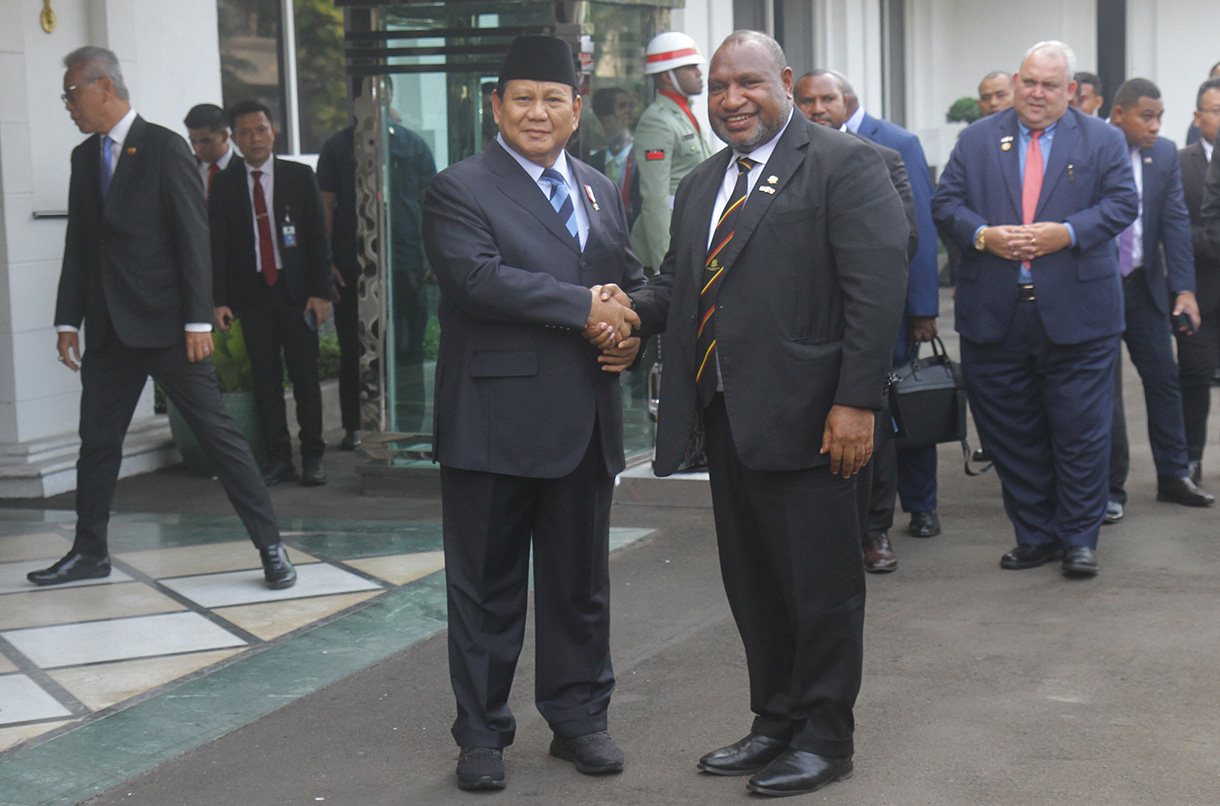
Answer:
[{"xmin": 61, "ymin": 76, "xmax": 101, "ymax": 104}]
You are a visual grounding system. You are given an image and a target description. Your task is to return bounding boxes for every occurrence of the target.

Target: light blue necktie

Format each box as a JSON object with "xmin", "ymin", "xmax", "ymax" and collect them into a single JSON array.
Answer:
[
  {"xmin": 100, "ymin": 135, "xmax": 115, "ymax": 198},
  {"xmin": 540, "ymin": 167, "xmax": 578, "ymax": 241}
]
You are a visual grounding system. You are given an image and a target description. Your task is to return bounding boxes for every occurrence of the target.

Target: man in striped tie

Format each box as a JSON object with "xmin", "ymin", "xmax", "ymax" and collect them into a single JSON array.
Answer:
[
  {"xmin": 629, "ymin": 30, "xmax": 909, "ymax": 797},
  {"xmin": 422, "ymin": 34, "xmax": 646, "ymax": 792}
]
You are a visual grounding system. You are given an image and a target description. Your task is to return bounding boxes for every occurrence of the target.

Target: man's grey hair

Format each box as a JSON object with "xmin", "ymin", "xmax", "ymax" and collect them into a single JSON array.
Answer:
[
  {"xmin": 63, "ymin": 46, "xmax": 129, "ymax": 101},
  {"xmin": 721, "ymin": 30, "xmax": 788, "ymax": 73},
  {"xmin": 1021, "ymin": 40, "xmax": 1077, "ymax": 82}
]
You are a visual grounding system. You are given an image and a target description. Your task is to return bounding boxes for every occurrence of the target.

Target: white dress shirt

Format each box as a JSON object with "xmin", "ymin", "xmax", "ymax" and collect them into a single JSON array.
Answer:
[{"xmin": 197, "ymin": 146, "xmax": 234, "ymax": 191}]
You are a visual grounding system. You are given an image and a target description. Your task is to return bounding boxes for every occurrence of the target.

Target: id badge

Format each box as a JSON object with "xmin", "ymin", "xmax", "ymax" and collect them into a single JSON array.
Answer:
[{"xmin": 282, "ymin": 223, "xmax": 297, "ymax": 247}]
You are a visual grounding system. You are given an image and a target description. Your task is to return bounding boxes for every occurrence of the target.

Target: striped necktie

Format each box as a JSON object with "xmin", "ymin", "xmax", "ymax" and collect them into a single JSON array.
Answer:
[
  {"xmin": 697, "ymin": 156, "xmax": 756, "ymax": 407},
  {"xmin": 540, "ymin": 167, "xmax": 578, "ymax": 241}
]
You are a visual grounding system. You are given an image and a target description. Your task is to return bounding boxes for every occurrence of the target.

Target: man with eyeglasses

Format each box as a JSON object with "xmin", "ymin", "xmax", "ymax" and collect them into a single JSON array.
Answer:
[{"xmin": 34, "ymin": 47, "xmax": 294, "ymax": 589}]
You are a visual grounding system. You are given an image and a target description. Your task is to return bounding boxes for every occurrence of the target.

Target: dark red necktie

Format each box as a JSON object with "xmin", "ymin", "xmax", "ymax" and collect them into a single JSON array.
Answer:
[
  {"xmin": 252, "ymin": 170, "xmax": 278, "ymax": 286},
  {"xmin": 207, "ymin": 162, "xmax": 220, "ymax": 201}
]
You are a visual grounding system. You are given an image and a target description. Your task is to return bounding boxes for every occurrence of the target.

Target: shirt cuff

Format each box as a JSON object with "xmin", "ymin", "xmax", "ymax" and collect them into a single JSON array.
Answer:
[
  {"xmin": 55, "ymin": 325, "xmax": 78, "ymax": 333},
  {"xmin": 1064, "ymin": 222, "xmax": 1077, "ymax": 247},
  {"xmin": 185, "ymin": 323, "xmax": 213, "ymax": 332}
]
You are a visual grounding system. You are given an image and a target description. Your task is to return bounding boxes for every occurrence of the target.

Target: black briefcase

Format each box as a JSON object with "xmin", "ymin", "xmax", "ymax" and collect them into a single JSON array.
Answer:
[{"xmin": 889, "ymin": 337, "xmax": 967, "ymax": 449}]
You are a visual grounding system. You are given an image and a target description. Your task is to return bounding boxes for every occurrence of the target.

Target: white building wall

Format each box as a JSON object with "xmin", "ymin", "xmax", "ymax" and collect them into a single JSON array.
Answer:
[
  {"xmin": 0, "ymin": 0, "xmax": 221, "ymax": 495},
  {"xmin": 905, "ymin": 0, "xmax": 1096, "ymax": 172},
  {"xmin": 1126, "ymin": 0, "xmax": 1220, "ymax": 147}
]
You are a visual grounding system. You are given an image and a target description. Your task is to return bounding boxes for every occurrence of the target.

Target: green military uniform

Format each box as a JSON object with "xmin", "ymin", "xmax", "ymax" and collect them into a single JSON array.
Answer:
[{"xmin": 630, "ymin": 93, "xmax": 712, "ymax": 271}]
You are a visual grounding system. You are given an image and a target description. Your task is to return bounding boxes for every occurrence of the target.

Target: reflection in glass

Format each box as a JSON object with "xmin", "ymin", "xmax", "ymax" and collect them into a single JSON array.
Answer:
[{"xmin": 377, "ymin": 2, "xmax": 667, "ymax": 459}]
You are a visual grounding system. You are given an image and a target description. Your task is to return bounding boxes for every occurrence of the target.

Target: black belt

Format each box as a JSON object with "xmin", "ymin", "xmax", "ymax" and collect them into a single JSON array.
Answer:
[{"xmin": 1016, "ymin": 284, "xmax": 1036, "ymax": 301}]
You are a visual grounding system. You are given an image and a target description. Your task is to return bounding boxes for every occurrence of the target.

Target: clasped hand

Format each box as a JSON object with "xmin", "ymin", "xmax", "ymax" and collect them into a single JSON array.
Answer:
[
  {"xmin": 583, "ymin": 284, "xmax": 641, "ymax": 373},
  {"xmin": 983, "ymin": 222, "xmax": 1072, "ymax": 262}
]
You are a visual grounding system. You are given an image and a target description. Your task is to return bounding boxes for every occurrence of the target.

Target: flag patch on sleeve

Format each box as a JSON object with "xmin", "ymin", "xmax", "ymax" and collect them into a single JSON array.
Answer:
[{"xmin": 645, "ymin": 150, "xmax": 666, "ymax": 161}]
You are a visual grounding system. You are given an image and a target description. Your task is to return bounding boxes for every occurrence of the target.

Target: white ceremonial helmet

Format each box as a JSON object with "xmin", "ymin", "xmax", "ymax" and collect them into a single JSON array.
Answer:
[{"xmin": 643, "ymin": 31, "xmax": 704, "ymax": 75}]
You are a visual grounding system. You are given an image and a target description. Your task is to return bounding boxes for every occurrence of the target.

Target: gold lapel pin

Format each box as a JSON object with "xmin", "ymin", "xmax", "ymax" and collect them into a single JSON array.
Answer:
[
  {"xmin": 767, "ymin": 175, "xmax": 778, "ymax": 184},
  {"xmin": 1143, "ymin": 156, "xmax": 1152, "ymax": 164},
  {"xmin": 758, "ymin": 186, "xmax": 775, "ymax": 194},
  {"xmin": 1000, "ymin": 135, "xmax": 1013, "ymax": 152},
  {"xmin": 126, "ymin": 147, "xmax": 137, "ymax": 155}
]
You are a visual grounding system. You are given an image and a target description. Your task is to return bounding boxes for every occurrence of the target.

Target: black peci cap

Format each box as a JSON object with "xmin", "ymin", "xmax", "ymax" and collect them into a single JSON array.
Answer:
[{"xmin": 499, "ymin": 35, "xmax": 578, "ymax": 90}]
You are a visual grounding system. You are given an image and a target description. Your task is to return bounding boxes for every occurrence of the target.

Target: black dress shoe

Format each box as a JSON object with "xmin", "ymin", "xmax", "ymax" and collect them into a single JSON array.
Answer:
[
  {"xmin": 1062, "ymin": 546, "xmax": 1099, "ymax": 577},
  {"xmin": 456, "ymin": 747, "xmax": 505, "ymax": 791},
  {"xmin": 697, "ymin": 733, "xmax": 787, "ymax": 776},
  {"xmin": 1000, "ymin": 543, "xmax": 1062, "ymax": 570},
  {"xmin": 262, "ymin": 460, "xmax": 298, "ymax": 486},
  {"xmin": 340, "ymin": 429, "xmax": 362, "ymax": 451},
  {"xmin": 746, "ymin": 749, "xmax": 853, "ymax": 797},
  {"xmin": 549, "ymin": 730, "xmax": 624, "ymax": 774},
  {"xmin": 1157, "ymin": 475, "xmax": 1214, "ymax": 507},
  {"xmin": 1189, "ymin": 460, "xmax": 1203, "ymax": 486},
  {"xmin": 300, "ymin": 459, "xmax": 327, "ymax": 487},
  {"xmin": 908, "ymin": 510, "xmax": 941, "ymax": 537},
  {"xmin": 1103, "ymin": 501, "xmax": 1124, "ymax": 524},
  {"xmin": 259, "ymin": 543, "xmax": 297, "ymax": 589},
  {"xmin": 27, "ymin": 552, "xmax": 111, "ymax": 586}
]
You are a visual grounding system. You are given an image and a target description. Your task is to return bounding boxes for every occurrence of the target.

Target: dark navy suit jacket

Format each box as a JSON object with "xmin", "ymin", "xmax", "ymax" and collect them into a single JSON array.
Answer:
[
  {"xmin": 856, "ymin": 113, "xmax": 939, "ymax": 325},
  {"xmin": 1179, "ymin": 141, "xmax": 1220, "ymax": 314},
  {"xmin": 422, "ymin": 141, "xmax": 646, "ymax": 479},
  {"xmin": 932, "ymin": 107, "xmax": 1138, "ymax": 346},
  {"xmin": 1129, "ymin": 136, "xmax": 1195, "ymax": 315}
]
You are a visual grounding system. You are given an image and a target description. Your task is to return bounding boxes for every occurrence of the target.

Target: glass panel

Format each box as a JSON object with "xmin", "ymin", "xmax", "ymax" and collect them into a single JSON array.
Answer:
[
  {"xmin": 379, "ymin": 1, "xmax": 667, "ymax": 462},
  {"xmin": 217, "ymin": 0, "xmax": 289, "ymax": 153},
  {"xmin": 294, "ymin": 0, "xmax": 350, "ymax": 153}
]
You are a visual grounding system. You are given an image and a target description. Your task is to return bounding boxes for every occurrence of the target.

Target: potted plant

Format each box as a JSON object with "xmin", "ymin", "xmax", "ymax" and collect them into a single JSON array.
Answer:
[
  {"xmin": 167, "ymin": 319, "xmax": 268, "ymax": 476},
  {"xmin": 946, "ymin": 96, "xmax": 982, "ymax": 125}
]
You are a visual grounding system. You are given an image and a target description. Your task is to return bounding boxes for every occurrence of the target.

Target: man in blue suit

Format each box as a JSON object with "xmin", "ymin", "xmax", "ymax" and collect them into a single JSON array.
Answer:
[
  {"xmin": 1106, "ymin": 78, "xmax": 1213, "ymax": 523},
  {"xmin": 932, "ymin": 40, "xmax": 1138, "ymax": 578},
  {"xmin": 823, "ymin": 71, "xmax": 943, "ymax": 566}
]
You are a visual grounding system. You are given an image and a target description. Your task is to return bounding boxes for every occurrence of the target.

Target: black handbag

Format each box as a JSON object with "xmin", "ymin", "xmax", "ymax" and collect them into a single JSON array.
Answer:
[
  {"xmin": 889, "ymin": 336, "xmax": 966, "ymax": 448},
  {"xmin": 888, "ymin": 337, "xmax": 989, "ymax": 474}
]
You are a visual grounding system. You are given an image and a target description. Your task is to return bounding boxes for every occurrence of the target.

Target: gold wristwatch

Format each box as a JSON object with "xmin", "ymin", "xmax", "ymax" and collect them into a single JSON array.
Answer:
[{"xmin": 974, "ymin": 226, "xmax": 989, "ymax": 251}]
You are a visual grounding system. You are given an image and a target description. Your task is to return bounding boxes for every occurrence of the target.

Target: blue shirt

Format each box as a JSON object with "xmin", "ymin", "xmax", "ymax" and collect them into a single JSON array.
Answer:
[{"xmin": 975, "ymin": 117, "xmax": 1077, "ymax": 283}]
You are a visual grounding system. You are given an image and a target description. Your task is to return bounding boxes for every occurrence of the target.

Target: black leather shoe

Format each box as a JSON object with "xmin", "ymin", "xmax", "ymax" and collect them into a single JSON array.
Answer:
[
  {"xmin": 1189, "ymin": 460, "xmax": 1203, "ymax": 486},
  {"xmin": 746, "ymin": 749, "xmax": 853, "ymax": 797},
  {"xmin": 549, "ymin": 731, "xmax": 624, "ymax": 774},
  {"xmin": 1000, "ymin": 543, "xmax": 1062, "ymax": 570},
  {"xmin": 1157, "ymin": 475, "xmax": 1214, "ymax": 507},
  {"xmin": 456, "ymin": 747, "xmax": 505, "ymax": 791},
  {"xmin": 27, "ymin": 552, "xmax": 111, "ymax": 586},
  {"xmin": 908, "ymin": 510, "xmax": 941, "ymax": 537},
  {"xmin": 698, "ymin": 733, "xmax": 787, "ymax": 776},
  {"xmin": 262, "ymin": 459, "xmax": 298, "ymax": 486},
  {"xmin": 1103, "ymin": 501, "xmax": 1124, "ymax": 524},
  {"xmin": 260, "ymin": 543, "xmax": 297, "ymax": 589},
  {"xmin": 1062, "ymin": 546, "xmax": 1099, "ymax": 577},
  {"xmin": 300, "ymin": 459, "xmax": 327, "ymax": 487},
  {"xmin": 340, "ymin": 429, "xmax": 362, "ymax": 451}
]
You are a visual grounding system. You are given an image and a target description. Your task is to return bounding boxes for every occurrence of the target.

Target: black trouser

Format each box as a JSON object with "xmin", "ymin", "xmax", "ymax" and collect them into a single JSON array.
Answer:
[
  {"xmin": 441, "ymin": 432, "xmax": 615, "ymax": 749},
  {"xmin": 237, "ymin": 282, "xmax": 324, "ymax": 464},
  {"xmin": 74, "ymin": 341, "xmax": 279, "ymax": 557},
  {"xmin": 703, "ymin": 395, "xmax": 865, "ymax": 759},
  {"xmin": 1176, "ymin": 302, "xmax": 1220, "ymax": 463}
]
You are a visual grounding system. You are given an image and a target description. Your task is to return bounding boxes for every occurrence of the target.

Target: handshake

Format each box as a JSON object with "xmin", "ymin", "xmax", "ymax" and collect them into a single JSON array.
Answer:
[{"xmin": 583, "ymin": 283, "xmax": 641, "ymax": 373}]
